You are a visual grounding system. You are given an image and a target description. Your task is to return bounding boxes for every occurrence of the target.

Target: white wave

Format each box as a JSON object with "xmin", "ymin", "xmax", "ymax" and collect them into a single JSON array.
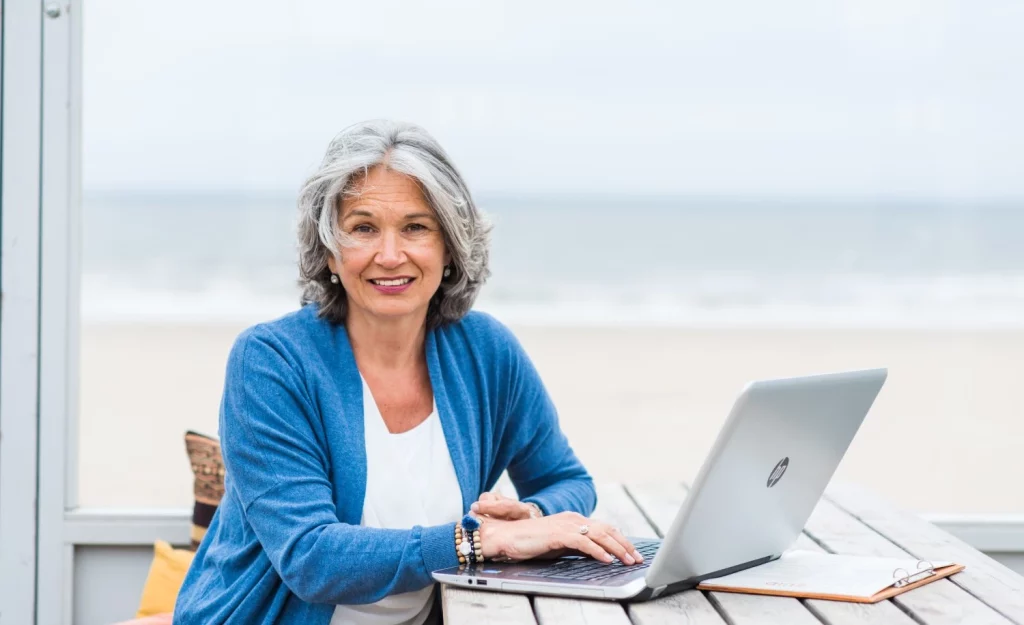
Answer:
[
  {"xmin": 81, "ymin": 274, "xmax": 301, "ymax": 324},
  {"xmin": 80, "ymin": 272, "xmax": 1024, "ymax": 329}
]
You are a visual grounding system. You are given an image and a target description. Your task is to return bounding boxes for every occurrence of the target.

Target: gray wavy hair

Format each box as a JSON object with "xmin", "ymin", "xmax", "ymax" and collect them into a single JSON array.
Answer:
[{"xmin": 296, "ymin": 119, "xmax": 492, "ymax": 328}]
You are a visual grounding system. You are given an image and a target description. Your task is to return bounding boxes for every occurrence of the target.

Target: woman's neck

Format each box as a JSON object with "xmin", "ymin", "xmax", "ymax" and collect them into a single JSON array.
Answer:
[{"xmin": 345, "ymin": 309, "xmax": 428, "ymax": 371}]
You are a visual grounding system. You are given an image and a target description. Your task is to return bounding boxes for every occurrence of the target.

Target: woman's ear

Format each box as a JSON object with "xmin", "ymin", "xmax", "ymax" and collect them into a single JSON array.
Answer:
[{"xmin": 327, "ymin": 254, "xmax": 339, "ymax": 276}]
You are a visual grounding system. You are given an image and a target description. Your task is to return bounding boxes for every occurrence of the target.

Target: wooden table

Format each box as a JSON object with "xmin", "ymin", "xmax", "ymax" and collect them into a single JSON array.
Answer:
[{"xmin": 442, "ymin": 481, "xmax": 1024, "ymax": 624}]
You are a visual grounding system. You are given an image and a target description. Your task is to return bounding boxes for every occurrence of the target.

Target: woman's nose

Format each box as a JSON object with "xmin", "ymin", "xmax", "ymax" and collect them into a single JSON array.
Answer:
[{"xmin": 374, "ymin": 231, "xmax": 405, "ymax": 267}]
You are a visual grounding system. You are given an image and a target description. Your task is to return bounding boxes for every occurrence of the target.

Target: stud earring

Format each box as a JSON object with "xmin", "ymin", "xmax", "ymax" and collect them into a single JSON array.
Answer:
[
  {"xmin": 330, "ymin": 274, "xmax": 340, "ymax": 284},
  {"xmin": 443, "ymin": 266, "xmax": 451, "ymax": 278}
]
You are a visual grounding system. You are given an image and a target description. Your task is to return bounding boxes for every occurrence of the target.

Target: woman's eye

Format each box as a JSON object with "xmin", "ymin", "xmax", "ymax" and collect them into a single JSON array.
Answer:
[
  {"xmin": 405, "ymin": 223, "xmax": 428, "ymax": 232},
  {"xmin": 353, "ymin": 224, "xmax": 375, "ymax": 234}
]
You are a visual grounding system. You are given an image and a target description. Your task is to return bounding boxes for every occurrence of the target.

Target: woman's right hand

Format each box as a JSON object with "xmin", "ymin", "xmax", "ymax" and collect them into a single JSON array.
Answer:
[{"xmin": 478, "ymin": 512, "xmax": 644, "ymax": 565}]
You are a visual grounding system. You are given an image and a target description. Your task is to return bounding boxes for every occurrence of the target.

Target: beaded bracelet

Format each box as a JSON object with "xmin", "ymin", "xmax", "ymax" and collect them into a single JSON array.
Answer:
[
  {"xmin": 455, "ymin": 525, "xmax": 470, "ymax": 565},
  {"xmin": 455, "ymin": 513, "xmax": 483, "ymax": 565}
]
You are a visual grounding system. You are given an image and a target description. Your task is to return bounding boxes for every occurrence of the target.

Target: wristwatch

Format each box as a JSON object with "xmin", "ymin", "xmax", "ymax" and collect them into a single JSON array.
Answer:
[{"xmin": 524, "ymin": 501, "xmax": 543, "ymax": 519}]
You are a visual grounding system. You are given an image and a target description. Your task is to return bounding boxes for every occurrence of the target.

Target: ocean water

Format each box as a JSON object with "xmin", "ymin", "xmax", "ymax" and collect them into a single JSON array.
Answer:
[{"xmin": 82, "ymin": 190, "xmax": 1024, "ymax": 328}]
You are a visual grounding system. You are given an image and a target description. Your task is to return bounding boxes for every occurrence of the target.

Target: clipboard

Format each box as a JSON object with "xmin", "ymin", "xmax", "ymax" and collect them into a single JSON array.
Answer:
[{"xmin": 697, "ymin": 550, "xmax": 966, "ymax": 603}]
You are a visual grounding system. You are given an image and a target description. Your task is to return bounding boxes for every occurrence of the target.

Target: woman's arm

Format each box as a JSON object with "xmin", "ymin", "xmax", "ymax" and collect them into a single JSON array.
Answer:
[
  {"xmin": 220, "ymin": 328, "xmax": 458, "ymax": 605},
  {"xmin": 500, "ymin": 328, "xmax": 597, "ymax": 517}
]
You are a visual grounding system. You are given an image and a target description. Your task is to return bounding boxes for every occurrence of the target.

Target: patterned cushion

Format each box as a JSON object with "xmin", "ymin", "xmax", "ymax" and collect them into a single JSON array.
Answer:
[{"xmin": 184, "ymin": 430, "xmax": 225, "ymax": 550}]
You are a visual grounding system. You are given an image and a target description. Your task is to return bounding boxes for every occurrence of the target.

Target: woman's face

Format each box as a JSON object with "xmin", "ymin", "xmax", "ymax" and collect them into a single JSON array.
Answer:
[{"xmin": 328, "ymin": 165, "xmax": 449, "ymax": 324}]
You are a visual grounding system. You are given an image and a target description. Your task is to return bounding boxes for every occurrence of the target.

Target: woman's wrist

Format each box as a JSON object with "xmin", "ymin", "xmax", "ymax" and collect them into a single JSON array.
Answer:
[
  {"xmin": 524, "ymin": 501, "xmax": 543, "ymax": 519},
  {"xmin": 476, "ymin": 515, "xmax": 506, "ymax": 561},
  {"xmin": 456, "ymin": 512, "xmax": 517, "ymax": 562}
]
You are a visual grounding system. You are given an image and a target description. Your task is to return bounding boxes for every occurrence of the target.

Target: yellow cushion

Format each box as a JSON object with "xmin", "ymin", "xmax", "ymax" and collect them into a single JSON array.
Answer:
[{"xmin": 136, "ymin": 540, "xmax": 195, "ymax": 618}]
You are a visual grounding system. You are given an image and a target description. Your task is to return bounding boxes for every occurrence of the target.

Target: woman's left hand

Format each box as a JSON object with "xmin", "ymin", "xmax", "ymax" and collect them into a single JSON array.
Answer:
[{"xmin": 471, "ymin": 491, "xmax": 543, "ymax": 521}]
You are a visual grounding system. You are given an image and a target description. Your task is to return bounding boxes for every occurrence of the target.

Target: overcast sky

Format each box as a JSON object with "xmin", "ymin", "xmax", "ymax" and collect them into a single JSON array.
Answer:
[{"xmin": 82, "ymin": 0, "xmax": 1024, "ymax": 198}]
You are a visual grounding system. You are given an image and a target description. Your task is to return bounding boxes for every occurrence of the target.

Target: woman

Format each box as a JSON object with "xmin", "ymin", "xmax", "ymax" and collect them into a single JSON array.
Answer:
[{"xmin": 174, "ymin": 120, "xmax": 642, "ymax": 625}]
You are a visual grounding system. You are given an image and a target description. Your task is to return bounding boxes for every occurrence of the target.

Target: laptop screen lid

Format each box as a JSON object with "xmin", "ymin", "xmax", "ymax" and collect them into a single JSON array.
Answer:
[{"xmin": 643, "ymin": 368, "xmax": 887, "ymax": 592}]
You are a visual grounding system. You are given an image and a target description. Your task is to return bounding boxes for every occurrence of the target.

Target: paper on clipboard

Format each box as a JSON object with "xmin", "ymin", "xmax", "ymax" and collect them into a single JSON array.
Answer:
[{"xmin": 698, "ymin": 550, "xmax": 964, "ymax": 602}]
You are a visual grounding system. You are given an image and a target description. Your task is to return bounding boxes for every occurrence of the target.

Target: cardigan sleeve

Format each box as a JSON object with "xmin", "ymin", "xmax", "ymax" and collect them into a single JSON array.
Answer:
[
  {"xmin": 499, "ymin": 327, "xmax": 598, "ymax": 517},
  {"xmin": 219, "ymin": 327, "xmax": 459, "ymax": 605}
]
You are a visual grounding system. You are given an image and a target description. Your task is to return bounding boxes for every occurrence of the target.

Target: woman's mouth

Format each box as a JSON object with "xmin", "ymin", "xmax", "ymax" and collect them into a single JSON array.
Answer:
[{"xmin": 368, "ymin": 277, "xmax": 415, "ymax": 293}]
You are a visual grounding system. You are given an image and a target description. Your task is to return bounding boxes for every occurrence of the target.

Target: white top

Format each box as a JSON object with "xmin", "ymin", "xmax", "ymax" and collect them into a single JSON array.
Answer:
[{"xmin": 330, "ymin": 377, "xmax": 463, "ymax": 625}]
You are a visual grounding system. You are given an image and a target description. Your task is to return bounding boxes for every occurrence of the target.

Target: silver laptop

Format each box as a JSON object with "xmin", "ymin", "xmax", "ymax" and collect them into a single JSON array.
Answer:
[{"xmin": 432, "ymin": 367, "xmax": 887, "ymax": 601}]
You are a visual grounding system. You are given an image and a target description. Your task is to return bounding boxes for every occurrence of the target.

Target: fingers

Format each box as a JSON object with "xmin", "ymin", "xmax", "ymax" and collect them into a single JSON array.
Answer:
[
  {"xmin": 471, "ymin": 491, "xmax": 502, "ymax": 515},
  {"xmin": 471, "ymin": 498, "xmax": 531, "ymax": 520},
  {"xmin": 482, "ymin": 511, "xmax": 646, "ymax": 565},
  {"xmin": 567, "ymin": 534, "xmax": 615, "ymax": 563},
  {"xmin": 607, "ymin": 526, "xmax": 644, "ymax": 563},
  {"xmin": 553, "ymin": 517, "xmax": 643, "ymax": 565},
  {"xmin": 588, "ymin": 526, "xmax": 639, "ymax": 565}
]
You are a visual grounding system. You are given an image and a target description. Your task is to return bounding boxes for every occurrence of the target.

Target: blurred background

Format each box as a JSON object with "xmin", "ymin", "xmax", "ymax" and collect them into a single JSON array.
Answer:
[{"xmin": 78, "ymin": 0, "xmax": 1024, "ymax": 515}]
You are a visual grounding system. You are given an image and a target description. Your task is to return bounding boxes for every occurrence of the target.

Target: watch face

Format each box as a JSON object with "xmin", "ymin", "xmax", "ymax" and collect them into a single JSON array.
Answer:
[{"xmin": 460, "ymin": 542, "xmax": 472, "ymax": 556}]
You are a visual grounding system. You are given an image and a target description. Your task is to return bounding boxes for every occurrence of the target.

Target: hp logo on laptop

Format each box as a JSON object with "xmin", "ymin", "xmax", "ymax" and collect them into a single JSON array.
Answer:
[{"xmin": 767, "ymin": 457, "xmax": 789, "ymax": 488}]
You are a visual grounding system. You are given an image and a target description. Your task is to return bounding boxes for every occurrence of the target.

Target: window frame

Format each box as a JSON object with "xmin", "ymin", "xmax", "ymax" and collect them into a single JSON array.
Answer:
[{"xmin": 0, "ymin": 1, "xmax": 45, "ymax": 622}]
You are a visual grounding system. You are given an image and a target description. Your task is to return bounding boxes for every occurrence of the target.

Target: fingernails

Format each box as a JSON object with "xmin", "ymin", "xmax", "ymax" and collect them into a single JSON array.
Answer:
[
  {"xmin": 633, "ymin": 550, "xmax": 643, "ymax": 563},
  {"xmin": 604, "ymin": 554, "xmax": 614, "ymax": 563},
  {"xmin": 470, "ymin": 503, "xmax": 479, "ymax": 512},
  {"xmin": 622, "ymin": 553, "xmax": 635, "ymax": 565}
]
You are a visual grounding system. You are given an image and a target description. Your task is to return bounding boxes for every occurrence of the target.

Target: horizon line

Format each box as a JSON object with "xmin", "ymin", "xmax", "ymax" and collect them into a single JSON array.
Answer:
[{"xmin": 81, "ymin": 186, "xmax": 1024, "ymax": 205}]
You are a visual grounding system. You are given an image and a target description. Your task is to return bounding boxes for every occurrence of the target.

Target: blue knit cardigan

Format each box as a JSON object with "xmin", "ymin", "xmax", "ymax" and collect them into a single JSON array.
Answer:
[{"xmin": 173, "ymin": 304, "xmax": 597, "ymax": 624}]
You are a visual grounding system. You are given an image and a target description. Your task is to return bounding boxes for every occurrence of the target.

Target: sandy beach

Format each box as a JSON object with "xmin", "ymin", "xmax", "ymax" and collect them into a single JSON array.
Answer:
[{"xmin": 78, "ymin": 322, "xmax": 1024, "ymax": 515}]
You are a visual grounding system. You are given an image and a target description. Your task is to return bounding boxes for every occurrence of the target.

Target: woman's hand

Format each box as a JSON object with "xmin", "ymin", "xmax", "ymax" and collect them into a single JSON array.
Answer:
[
  {"xmin": 478, "ymin": 512, "xmax": 644, "ymax": 565},
  {"xmin": 471, "ymin": 491, "xmax": 542, "ymax": 521}
]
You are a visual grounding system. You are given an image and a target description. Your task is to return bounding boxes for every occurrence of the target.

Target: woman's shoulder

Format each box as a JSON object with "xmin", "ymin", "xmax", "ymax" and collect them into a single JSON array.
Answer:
[
  {"xmin": 227, "ymin": 303, "xmax": 334, "ymax": 368},
  {"xmin": 437, "ymin": 309, "xmax": 531, "ymax": 373},
  {"xmin": 444, "ymin": 309, "xmax": 521, "ymax": 349}
]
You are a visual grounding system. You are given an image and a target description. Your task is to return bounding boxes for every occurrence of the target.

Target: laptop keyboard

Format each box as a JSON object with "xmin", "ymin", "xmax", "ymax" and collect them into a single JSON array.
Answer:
[{"xmin": 515, "ymin": 541, "xmax": 660, "ymax": 582}]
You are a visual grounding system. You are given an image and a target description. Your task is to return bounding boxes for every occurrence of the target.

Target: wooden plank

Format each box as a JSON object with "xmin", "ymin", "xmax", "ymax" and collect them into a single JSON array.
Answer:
[
  {"xmin": 534, "ymin": 598, "xmax": 633, "ymax": 625},
  {"xmin": 628, "ymin": 590, "xmax": 732, "ymax": 625},
  {"xmin": 806, "ymin": 493, "xmax": 1012, "ymax": 625},
  {"xmin": 827, "ymin": 482, "xmax": 1024, "ymax": 624},
  {"xmin": 592, "ymin": 482, "xmax": 662, "ymax": 538},
  {"xmin": 443, "ymin": 587, "xmax": 537, "ymax": 624},
  {"xmin": 705, "ymin": 592, "xmax": 822, "ymax": 625},
  {"xmin": 619, "ymin": 481, "xmax": 681, "ymax": 537},
  {"xmin": 800, "ymin": 598, "xmax": 919, "ymax": 625},
  {"xmin": 625, "ymin": 482, "xmax": 823, "ymax": 625}
]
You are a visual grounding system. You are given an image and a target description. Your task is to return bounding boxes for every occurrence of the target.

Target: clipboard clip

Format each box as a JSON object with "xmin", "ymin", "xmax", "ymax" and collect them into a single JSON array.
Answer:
[{"xmin": 892, "ymin": 560, "xmax": 935, "ymax": 588}]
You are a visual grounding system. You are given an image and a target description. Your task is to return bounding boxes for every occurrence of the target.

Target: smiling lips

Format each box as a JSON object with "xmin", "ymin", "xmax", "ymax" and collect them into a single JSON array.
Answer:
[{"xmin": 368, "ymin": 276, "xmax": 415, "ymax": 293}]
